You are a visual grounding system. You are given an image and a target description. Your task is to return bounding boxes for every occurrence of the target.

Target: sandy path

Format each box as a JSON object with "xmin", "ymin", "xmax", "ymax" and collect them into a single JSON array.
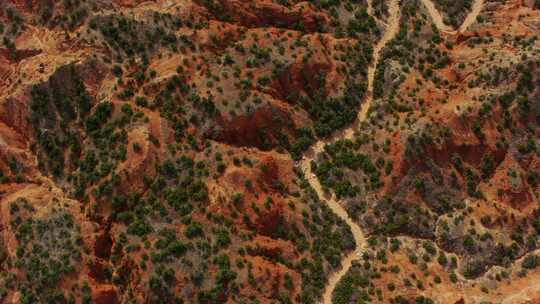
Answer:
[
  {"xmin": 367, "ymin": 0, "xmax": 374, "ymax": 18},
  {"xmin": 299, "ymin": 0, "xmax": 401, "ymax": 303},
  {"xmin": 421, "ymin": 0, "xmax": 484, "ymax": 34},
  {"xmin": 420, "ymin": 0, "xmax": 457, "ymax": 34},
  {"xmin": 459, "ymin": 0, "xmax": 484, "ymax": 33}
]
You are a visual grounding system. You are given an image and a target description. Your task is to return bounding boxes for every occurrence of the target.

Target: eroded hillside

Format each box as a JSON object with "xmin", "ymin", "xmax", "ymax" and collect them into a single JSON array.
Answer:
[
  {"xmin": 1, "ymin": 0, "xmax": 540, "ymax": 304},
  {"xmin": 314, "ymin": 0, "xmax": 540, "ymax": 303}
]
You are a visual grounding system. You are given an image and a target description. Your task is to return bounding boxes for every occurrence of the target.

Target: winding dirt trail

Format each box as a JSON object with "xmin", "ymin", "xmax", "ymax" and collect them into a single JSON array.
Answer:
[
  {"xmin": 420, "ymin": 0, "xmax": 485, "ymax": 34},
  {"xmin": 298, "ymin": 0, "xmax": 486, "ymax": 302},
  {"xmin": 299, "ymin": 0, "xmax": 401, "ymax": 303},
  {"xmin": 459, "ymin": 0, "xmax": 484, "ymax": 33},
  {"xmin": 419, "ymin": 0, "xmax": 456, "ymax": 34}
]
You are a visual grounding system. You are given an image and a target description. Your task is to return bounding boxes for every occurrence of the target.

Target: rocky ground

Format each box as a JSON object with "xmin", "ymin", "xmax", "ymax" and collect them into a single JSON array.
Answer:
[{"xmin": 1, "ymin": 0, "xmax": 540, "ymax": 304}]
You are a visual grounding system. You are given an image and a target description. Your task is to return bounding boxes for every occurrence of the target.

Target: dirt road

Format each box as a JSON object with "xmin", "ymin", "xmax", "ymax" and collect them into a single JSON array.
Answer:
[
  {"xmin": 299, "ymin": 0, "xmax": 401, "ymax": 302},
  {"xmin": 299, "ymin": 0, "xmax": 485, "ymax": 302}
]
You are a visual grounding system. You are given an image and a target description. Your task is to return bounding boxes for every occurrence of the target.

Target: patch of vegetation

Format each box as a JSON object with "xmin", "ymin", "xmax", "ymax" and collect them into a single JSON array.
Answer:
[{"xmin": 7, "ymin": 198, "xmax": 83, "ymax": 302}]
